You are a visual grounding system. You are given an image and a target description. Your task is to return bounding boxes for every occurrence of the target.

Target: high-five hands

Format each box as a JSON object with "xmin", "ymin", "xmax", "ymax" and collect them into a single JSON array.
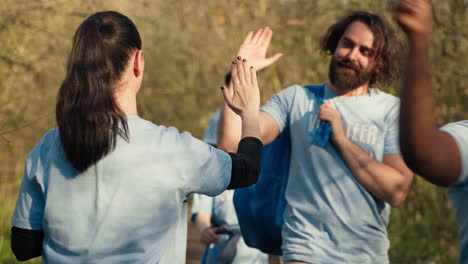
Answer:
[
  {"xmin": 221, "ymin": 57, "xmax": 260, "ymax": 117},
  {"xmin": 394, "ymin": 0, "xmax": 432, "ymax": 40},
  {"xmin": 237, "ymin": 27, "xmax": 283, "ymax": 71}
]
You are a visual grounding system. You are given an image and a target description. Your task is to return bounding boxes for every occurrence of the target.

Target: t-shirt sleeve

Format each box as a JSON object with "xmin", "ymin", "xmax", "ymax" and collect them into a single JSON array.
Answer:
[
  {"xmin": 12, "ymin": 155, "xmax": 45, "ymax": 230},
  {"xmin": 383, "ymin": 101, "xmax": 401, "ymax": 155},
  {"xmin": 260, "ymin": 85, "xmax": 298, "ymax": 133},
  {"xmin": 177, "ymin": 131, "xmax": 231, "ymax": 197},
  {"xmin": 440, "ymin": 121, "xmax": 468, "ymax": 185}
]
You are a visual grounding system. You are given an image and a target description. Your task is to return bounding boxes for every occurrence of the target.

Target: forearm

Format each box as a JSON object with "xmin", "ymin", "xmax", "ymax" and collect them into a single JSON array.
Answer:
[
  {"xmin": 399, "ymin": 37, "xmax": 437, "ymax": 166},
  {"xmin": 217, "ymin": 103, "xmax": 242, "ymax": 152},
  {"xmin": 399, "ymin": 38, "xmax": 461, "ymax": 185},
  {"xmin": 335, "ymin": 139, "xmax": 410, "ymax": 206}
]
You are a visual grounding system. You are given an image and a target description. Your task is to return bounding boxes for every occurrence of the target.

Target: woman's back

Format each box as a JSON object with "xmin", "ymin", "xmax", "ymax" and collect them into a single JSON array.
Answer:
[{"xmin": 14, "ymin": 116, "xmax": 231, "ymax": 263}]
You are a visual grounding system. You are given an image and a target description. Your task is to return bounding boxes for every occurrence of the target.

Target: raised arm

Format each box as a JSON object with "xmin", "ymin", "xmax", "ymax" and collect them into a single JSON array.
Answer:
[
  {"xmin": 218, "ymin": 28, "xmax": 282, "ymax": 152},
  {"xmin": 395, "ymin": 0, "xmax": 461, "ymax": 186},
  {"xmin": 219, "ymin": 57, "xmax": 264, "ymax": 189}
]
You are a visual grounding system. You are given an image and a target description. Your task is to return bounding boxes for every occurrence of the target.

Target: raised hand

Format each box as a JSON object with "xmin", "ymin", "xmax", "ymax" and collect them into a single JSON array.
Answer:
[
  {"xmin": 237, "ymin": 27, "xmax": 283, "ymax": 71},
  {"xmin": 221, "ymin": 56, "xmax": 260, "ymax": 117},
  {"xmin": 394, "ymin": 0, "xmax": 432, "ymax": 40}
]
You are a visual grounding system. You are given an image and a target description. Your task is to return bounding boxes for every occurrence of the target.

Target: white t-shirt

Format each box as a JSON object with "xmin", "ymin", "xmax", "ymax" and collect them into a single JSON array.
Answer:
[
  {"xmin": 12, "ymin": 115, "xmax": 232, "ymax": 264},
  {"xmin": 441, "ymin": 120, "xmax": 468, "ymax": 264}
]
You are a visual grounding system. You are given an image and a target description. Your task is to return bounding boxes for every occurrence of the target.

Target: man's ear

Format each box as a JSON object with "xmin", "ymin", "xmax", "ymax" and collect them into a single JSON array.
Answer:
[{"xmin": 133, "ymin": 50, "xmax": 144, "ymax": 78}]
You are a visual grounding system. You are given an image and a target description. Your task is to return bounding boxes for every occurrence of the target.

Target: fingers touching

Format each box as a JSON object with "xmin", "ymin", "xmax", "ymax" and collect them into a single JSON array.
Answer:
[{"xmin": 221, "ymin": 56, "xmax": 259, "ymax": 116}]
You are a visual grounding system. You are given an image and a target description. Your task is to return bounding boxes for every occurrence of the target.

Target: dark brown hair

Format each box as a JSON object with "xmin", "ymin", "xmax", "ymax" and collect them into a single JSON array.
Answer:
[
  {"xmin": 320, "ymin": 11, "xmax": 402, "ymax": 86},
  {"xmin": 56, "ymin": 11, "xmax": 142, "ymax": 172}
]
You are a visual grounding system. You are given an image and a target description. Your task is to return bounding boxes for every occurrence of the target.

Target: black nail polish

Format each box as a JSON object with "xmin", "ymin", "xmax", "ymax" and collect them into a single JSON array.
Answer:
[
  {"xmin": 220, "ymin": 86, "xmax": 224, "ymax": 90},
  {"xmin": 237, "ymin": 56, "xmax": 241, "ymax": 60},
  {"xmin": 243, "ymin": 59, "xmax": 246, "ymax": 62},
  {"xmin": 250, "ymin": 66, "xmax": 254, "ymax": 69},
  {"xmin": 232, "ymin": 61, "xmax": 236, "ymax": 64}
]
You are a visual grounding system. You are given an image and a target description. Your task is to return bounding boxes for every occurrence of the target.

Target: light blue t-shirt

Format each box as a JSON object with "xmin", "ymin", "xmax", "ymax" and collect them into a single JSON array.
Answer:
[
  {"xmin": 261, "ymin": 84, "xmax": 401, "ymax": 264},
  {"xmin": 440, "ymin": 121, "xmax": 468, "ymax": 264},
  {"xmin": 12, "ymin": 115, "xmax": 232, "ymax": 264},
  {"xmin": 191, "ymin": 192, "xmax": 268, "ymax": 264}
]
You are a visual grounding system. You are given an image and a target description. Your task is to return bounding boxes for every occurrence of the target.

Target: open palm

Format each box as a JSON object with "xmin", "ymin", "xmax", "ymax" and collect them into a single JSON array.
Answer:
[{"xmin": 237, "ymin": 27, "xmax": 283, "ymax": 71}]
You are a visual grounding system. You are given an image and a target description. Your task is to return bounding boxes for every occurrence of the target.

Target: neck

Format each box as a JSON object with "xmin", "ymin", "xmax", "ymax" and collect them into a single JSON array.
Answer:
[
  {"xmin": 327, "ymin": 82, "xmax": 371, "ymax": 97},
  {"xmin": 114, "ymin": 87, "xmax": 138, "ymax": 116}
]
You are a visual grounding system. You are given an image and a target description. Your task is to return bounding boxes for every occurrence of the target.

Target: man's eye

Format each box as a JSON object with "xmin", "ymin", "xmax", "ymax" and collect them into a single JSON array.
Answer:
[{"xmin": 361, "ymin": 49, "xmax": 370, "ymax": 56}]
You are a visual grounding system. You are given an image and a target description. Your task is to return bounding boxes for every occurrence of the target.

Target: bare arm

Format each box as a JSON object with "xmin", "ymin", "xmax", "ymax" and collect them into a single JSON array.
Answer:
[
  {"xmin": 218, "ymin": 27, "xmax": 282, "ymax": 152},
  {"xmin": 395, "ymin": 0, "xmax": 461, "ymax": 186},
  {"xmin": 218, "ymin": 103, "xmax": 280, "ymax": 152},
  {"xmin": 319, "ymin": 103, "xmax": 413, "ymax": 207}
]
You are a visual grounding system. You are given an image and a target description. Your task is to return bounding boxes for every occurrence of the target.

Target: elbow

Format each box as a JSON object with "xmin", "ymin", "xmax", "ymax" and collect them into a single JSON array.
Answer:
[
  {"xmin": 11, "ymin": 244, "xmax": 35, "ymax": 262},
  {"xmin": 15, "ymin": 256, "xmax": 32, "ymax": 262},
  {"xmin": 10, "ymin": 227, "xmax": 43, "ymax": 262},
  {"xmin": 402, "ymin": 156, "xmax": 456, "ymax": 187}
]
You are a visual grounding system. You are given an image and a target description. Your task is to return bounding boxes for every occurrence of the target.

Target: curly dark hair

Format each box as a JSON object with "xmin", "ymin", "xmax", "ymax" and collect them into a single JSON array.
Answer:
[{"xmin": 320, "ymin": 11, "xmax": 403, "ymax": 86}]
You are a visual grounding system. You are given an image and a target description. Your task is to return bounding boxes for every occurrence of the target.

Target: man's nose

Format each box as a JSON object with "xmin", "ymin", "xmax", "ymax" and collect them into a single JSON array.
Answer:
[{"xmin": 345, "ymin": 47, "xmax": 359, "ymax": 62}]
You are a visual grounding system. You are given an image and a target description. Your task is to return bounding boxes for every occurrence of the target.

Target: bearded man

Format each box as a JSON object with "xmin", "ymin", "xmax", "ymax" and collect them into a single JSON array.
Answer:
[{"xmin": 218, "ymin": 11, "xmax": 414, "ymax": 264}]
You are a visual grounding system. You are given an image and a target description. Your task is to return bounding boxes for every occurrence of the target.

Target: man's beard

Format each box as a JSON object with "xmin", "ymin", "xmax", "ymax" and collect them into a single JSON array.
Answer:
[{"xmin": 328, "ymin": 56, "xmax": 373, "ymax": 92}]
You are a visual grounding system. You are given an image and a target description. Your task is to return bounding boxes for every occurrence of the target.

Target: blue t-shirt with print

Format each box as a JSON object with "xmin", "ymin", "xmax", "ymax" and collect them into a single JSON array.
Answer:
[
  {"xmin": 12, "ymin": 116, "xmax": 232, "ymax": 264},
  {"xmin": 440, "ymin": 121, "xmax": 468, "ymax": 264},
  {"xmin": 260, "ymin": 84, "xmax": 401, "ymax": 264}
]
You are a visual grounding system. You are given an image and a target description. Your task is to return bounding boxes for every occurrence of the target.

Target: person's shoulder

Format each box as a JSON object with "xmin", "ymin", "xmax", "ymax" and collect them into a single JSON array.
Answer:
[
  {"xmin": 371, "ymin": 88, "xmax": 401, "ymax": 112},
  {"xmin": 127, "ymin": 116, "xmax": 158, "ymax": 130},
  {"xmin": 441, "ymin": 121, "xmax": 468, "ymax": 134},
  {"xmin": 275, "ymin": 84, "xmax": 304, "ymax": 95},
  {"xmin": 28, "ymin": 128, "xmax": 59, "ymax": 157},
  {"xmin": 24, "ymin": 128, "xmax": 59, "ymax": 175},
  {"xmin": 276, "ymin": 83, "xmax": 323, "ymax": 100},
  {"xmin": 372, "ymin": 88, "xmax": 400, "ymax": 104},
  {"xmin": 128, "ymin": 116, "xmax": 198, "ymax": 146},
  {"xmin": 441, "ymin": 120, "xmax": 468, "ymax": 183}
]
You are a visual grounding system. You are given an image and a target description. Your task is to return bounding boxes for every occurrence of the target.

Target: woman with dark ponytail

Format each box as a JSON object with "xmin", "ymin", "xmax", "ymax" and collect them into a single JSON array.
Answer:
[{"xmin": 11, "ymin": 11, "xmax": 263, "ymax": 263}]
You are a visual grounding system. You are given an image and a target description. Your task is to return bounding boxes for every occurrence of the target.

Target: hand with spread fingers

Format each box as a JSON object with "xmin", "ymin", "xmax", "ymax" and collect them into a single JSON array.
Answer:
[
  {"xmin": 221, "ymin": 57, "xmax": 260, "ymax": 118},
  {"xmin": 237, "ymin": 27, "xmax": 283, "ymax": 71},
  {"xmin": 394, "ymin": 0, "xmax": 432, "ymax": 40},
  {"xmin": 318, "ymin": 102, "xmax": 345, "ymax": 144}
]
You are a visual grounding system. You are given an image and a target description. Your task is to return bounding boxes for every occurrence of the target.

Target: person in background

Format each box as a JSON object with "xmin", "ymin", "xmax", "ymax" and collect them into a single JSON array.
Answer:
[
  {"xmin": 395, "ymin": 0, "xmax": 468, "ymax": 263},
  {"xmin": 218, "ymin": 13, "xmax": 414, "ymax": 264},
  {"xmin": 191, "ymin": 108, "xmax": 268, "ymax": 264}
]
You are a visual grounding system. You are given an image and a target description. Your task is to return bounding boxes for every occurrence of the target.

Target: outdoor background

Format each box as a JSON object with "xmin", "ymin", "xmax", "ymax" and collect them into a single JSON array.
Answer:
[{"xmin": 0, "ymin": 0, "xmax": 466, "ymax": 263}]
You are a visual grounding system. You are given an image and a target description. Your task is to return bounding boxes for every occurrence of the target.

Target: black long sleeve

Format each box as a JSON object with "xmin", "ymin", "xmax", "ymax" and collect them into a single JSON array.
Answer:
[
  {"xmin": 11, "ymin": 226, "xmax": 43, "ymax": 261},
  {"xmin": 227, "ymin": 137, "xmax": 263, "ymax": 189}
]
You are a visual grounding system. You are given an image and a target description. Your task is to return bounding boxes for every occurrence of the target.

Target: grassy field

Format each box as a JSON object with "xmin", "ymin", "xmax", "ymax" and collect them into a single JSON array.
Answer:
[{"xmin": 0, "ymin": 0, "xmax": 466, "ymax": 263}]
